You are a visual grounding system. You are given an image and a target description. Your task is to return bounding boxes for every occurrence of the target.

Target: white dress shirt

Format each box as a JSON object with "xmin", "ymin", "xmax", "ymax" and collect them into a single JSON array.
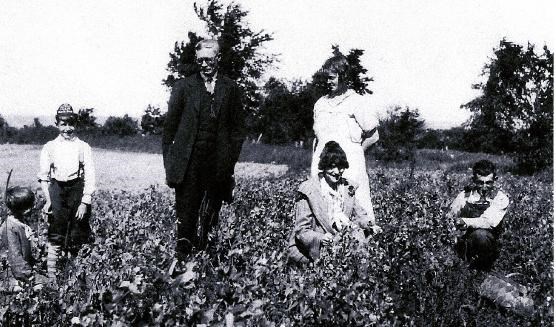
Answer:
[
  {"xmin": 201, "ymin": 73, "xmax": 217, "ymax": 94},
  {"xmin": 449, "ymin": 189, "xmax": 510, "ymax": 229},
  {"xmin": 38, "ymin": 135, "xmax": 96, "ymax": 204}
]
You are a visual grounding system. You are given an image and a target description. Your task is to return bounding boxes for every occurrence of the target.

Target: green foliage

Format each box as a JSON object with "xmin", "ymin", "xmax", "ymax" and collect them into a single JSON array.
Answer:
[
  {"xmin": 0, "ymin": 125, "xmax": 58, "ymax": 144},
  {"xmin": 462, "ymin": 39, "xmax": 553, "ymax": 173},
  {"xmin": 102, "ymin": 115, "xmax": 139, "ymax": 137},
  {"xmin": 76, "ymin": 108, "xmax": 98, "ymax": 131},
  {"xmin": 140, "ymin": 105, "xmax": 165, "ymax": 135},
  {"xmin": 374, "ymin": 106, "xmax": 425, "ymax": 162},
  {"xmin": 33, "ymin": 118, "xmax": 42, "ymax": 128},
  {"xmin": 0, "ymin": 169, "xmax": 552, "ymax": 325},
  {"xmin": 345, "ymin": 48, "xmax": 374, "ymax": 95},
  {"xmin": 252, "ymin": 78, "xmax": 315, "ymax": 144}
]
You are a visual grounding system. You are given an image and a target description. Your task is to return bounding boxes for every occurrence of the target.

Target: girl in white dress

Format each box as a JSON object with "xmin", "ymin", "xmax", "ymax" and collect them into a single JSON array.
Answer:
[{"xmin": 311, "ymin": 52, "xmax": 381, "ymax": 229}]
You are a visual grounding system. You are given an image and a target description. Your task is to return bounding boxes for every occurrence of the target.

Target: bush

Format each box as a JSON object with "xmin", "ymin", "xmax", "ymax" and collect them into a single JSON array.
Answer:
[
  {"xmin": 374, "ymin": 106, "xmax": 425, "ymax": 163},
  {"xmin": 140, "ymin": 105, "xmax": 165, "ymax": 135},
  {"xmin": 103, "ymin": 115, "xmax": 139, "ymax": 136}
]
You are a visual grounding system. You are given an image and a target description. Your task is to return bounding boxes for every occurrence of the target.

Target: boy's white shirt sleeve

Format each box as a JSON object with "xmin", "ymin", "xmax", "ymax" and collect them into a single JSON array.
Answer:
[
  {"xmin": 462, "ymin": 191, "xmax": 509, "ymax": 229},
  {"xmin": 448, "ymin": 191, "xmax": 466, "ymax": 218},
  {"xmin": 81, "ymin": 143, "xmax": 96, "ymax": 204},
  {"xmin": 37, "ymin": 143, "xmax": 51, "ymax": 182}
]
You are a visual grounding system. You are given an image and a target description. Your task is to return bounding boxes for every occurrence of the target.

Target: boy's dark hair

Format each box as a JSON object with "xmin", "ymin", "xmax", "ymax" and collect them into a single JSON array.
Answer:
[
  {"xmin": 5, "ymin": 186, "xmax": 35, "ymax": 215},
  {"xmin": 472, "ymin": 160, "xmax": 497, "ymax": 179},
  {"xmin": 318, "ymin": 141, "xmax": 349, "ymax": 171}
]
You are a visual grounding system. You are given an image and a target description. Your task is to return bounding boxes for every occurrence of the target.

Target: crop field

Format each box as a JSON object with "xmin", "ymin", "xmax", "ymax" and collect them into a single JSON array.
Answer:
[{"xmin": 0, "ymin": 145, "xmax": 553, "ymax": 326}]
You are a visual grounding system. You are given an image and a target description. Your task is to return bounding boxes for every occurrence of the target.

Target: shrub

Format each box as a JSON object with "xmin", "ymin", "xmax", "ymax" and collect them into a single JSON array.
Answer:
[{"xmin": 103, "ymin": 115, "xmax": 139, "ymax": 136}]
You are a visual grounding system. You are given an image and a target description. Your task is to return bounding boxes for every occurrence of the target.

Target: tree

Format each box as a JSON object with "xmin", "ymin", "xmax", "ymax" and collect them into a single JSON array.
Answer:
[
  {"xmin": 76, "ymin": 108, "xmax": 98, "ymax": 131},
  {"xmin": 374, "ymin": 106, "xmax": 425, "ymax": 163},
  {"xmin": 345, "ymin": 48, "xmax": 374, "ymax": 95},
  {"xmin": 461, "ymin": 39, "xmax": 553, "ymax": 173},
  {"xmin": 0, "ymin": 114, "xmax": 8, "ymax": 140},
  {"xmin": 103, "ymin": 115, "xmax": 139, "ymax": 136},
  {"xmin": 163, "ymin": 0, "xmax": 276, "ymax": 113},
  {"xmin": 141, "ymin": 105, "xmax": 165, "ymax": 135},
  {"xmin": 33, "ymin": 117, "xmax": 42, "ymax": 128}
]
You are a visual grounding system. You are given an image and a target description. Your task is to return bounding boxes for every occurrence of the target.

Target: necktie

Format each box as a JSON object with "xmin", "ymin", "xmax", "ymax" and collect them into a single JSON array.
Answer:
[{"xmin": 205, "ymin": 78, "xmax": 214, "ymax": 94}]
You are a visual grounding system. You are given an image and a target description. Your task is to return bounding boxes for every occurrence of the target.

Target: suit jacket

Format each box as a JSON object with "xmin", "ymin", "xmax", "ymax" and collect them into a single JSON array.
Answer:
[
  {"xmin": 162, "ymin": 73, "xmax": 245, "ymax": 201},
  {"xmin": 287, "ymin": 177, "xmax": 371, "ymax": 264}
]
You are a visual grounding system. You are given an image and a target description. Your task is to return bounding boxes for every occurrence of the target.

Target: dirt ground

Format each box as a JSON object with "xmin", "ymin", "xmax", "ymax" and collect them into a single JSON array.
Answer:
[{"xmin": 0, "ymin": 144, "xmax": 289, "ymax": 191}]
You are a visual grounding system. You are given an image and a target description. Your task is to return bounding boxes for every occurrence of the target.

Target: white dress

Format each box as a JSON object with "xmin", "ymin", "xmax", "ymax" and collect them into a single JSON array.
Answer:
[{"xmin": 311, "ymin": 89, "xmax": 379, "ymax": 223}]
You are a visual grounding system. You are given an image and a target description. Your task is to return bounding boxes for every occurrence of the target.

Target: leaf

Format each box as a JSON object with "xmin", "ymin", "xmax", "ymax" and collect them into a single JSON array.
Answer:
[{"xmin": 225, "ymin": 312, "xmax": 234, "ymax": 327}]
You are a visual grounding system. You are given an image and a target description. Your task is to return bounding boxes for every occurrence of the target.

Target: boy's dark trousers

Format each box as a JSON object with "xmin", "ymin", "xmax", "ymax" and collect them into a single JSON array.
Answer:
[
  {"xmin": 48, "ymin": 179, "xmax": 92, "ymax": 254},
  {"xmin": 456, "ymin": 228, "xmax": 499, "ymax": 271}
]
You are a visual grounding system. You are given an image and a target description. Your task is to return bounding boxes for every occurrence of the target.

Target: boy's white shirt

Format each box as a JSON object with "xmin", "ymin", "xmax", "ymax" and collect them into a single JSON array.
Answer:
[
  {"xmin": 449, "ymin": 189, "xmax": 510, "ymax": 229},
  {"xmin": 37, "ymin": 135, "xmax": 96, "ymax": 204}
]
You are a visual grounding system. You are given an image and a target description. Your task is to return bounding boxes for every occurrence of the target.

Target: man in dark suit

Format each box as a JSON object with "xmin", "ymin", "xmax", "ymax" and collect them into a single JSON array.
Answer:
[{"xmin": 162, "ymin": 39, "xmax": 245, "ymax": 260}]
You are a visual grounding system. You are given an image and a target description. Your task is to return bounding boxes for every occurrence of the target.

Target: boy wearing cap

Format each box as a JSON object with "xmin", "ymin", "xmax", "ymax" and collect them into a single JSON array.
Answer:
[
  {"xmin": 448, "ymin": 160, "xmax": 510, "ymax": 271},
  {"xmin": 37, "ymin": 104, "xmax": 95, "ymax": 281}
]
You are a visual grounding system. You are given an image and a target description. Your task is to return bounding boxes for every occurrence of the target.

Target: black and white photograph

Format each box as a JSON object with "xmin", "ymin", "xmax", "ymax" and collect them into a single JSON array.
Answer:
[{"xmin": 0, "ymin": 0, "xmax": 554, "ymax": 325}]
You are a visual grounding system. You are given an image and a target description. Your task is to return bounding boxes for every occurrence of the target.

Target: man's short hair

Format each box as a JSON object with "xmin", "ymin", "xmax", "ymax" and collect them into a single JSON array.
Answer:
[
  {"xmin": 318, "ymin": 141, "xmax": 349, "ymax": 171},
  {"xmin": 473, "ymin": 160, "xmax": 496, "ymax": 178},
  {"xmin": 195, "ymin": 39, "xmax": 220, "ymax": 53},
  {"xmin": 5, "ymin": 186, "xmax": 35, "ymax": 215}
]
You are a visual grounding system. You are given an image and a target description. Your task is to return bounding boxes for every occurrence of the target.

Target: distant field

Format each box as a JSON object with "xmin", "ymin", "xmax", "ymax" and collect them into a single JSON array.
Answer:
[{"xmin": 0, "ymin": 144, "xmax": 288, "ymax": 191}]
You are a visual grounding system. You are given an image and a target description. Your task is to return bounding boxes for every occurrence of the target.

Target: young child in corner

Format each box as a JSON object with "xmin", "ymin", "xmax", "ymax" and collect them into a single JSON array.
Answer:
[{"xmin": 0, "ymin": 186, "xmax": 36, "ymax": 292}]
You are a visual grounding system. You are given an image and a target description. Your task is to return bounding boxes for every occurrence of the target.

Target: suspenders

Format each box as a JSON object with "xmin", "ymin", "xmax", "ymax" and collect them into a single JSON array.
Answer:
[{"xmin": 48, "ymin": 142, "xmax": 85, "ymax": 181}]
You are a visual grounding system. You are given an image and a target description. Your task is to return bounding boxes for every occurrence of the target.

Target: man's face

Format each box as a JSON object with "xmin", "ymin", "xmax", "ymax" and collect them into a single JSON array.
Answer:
[
  {"xmin": 57, "ymin": 118, "xmax": 76, "ymax": 140},
  {"xmin": 196, "ymin": 48, "xmax": 219, "ymax": 78},
  {"xmin": 473, "ymin": 173, "xmax": 495, "ymax": 197}
]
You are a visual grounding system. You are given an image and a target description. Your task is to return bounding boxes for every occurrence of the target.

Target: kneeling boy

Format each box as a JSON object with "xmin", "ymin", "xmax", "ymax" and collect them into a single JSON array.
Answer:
[{"xmin": 448, "ymin": 160, "xmax": 509, "ymax": 271}]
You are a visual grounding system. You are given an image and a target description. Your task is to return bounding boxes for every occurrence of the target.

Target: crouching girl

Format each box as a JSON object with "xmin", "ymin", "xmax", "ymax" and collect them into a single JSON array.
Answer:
[{"xmin": 288, "ymin": 141, "xmax": 381, "ymax": 264}]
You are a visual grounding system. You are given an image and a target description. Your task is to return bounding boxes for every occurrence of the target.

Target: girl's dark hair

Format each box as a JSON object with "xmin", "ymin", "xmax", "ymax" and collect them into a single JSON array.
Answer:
[
  {"xmin": 318, "ymin": 141, "xmax": 349, "ymax": 171},
  {"xmin": 472, "ymin": 160, "xmax": 497, "ymax": 178},
  {"xmin": 321, "ymin": 49, "xmax": 349, "ymax": 82},
  {"xmin": 5, "ymin": 186, "xmax": 35, "ymax": 214}
]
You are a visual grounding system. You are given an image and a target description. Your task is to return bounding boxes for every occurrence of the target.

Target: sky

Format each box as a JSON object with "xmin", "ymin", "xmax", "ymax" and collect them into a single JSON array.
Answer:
[{"xmin": 0, "ymin": 0, "xmax": 554, "ymax": 128}]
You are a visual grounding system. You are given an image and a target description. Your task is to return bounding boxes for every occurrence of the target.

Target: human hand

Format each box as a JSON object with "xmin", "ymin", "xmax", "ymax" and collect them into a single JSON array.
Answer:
[
  {"xmin": 76, "ymin": 203, "xmax": 88, "ymax": 220},
  {"xmin": 42, "ymin": 200, "xmax": 52, "ymax": 215},
  {"xmin": 455, "ymin": 218, "xmax": 467, "ymax": 231},
  {"xmin": 321, "ymin": 233, "xmax": 334, "ymax": 246},
  {"xmin": 370, "ymin": 225, "xmax": 383, "ymax": 234}
]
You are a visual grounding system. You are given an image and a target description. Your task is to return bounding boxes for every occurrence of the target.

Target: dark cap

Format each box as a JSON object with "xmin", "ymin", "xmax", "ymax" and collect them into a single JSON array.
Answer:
[{"xmin": 56, "ymin": 103, "xmax": 77, "ymax": 121}]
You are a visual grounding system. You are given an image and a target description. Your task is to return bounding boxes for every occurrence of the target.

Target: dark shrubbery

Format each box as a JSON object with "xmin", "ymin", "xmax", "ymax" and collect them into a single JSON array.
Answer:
[
  {"xmin": 372, "ymin": 106, "xmax": 425, "ymax": 163},
  {"xmin": 102, "ymin": 115, "xmax": 139, "ymax": 136}
]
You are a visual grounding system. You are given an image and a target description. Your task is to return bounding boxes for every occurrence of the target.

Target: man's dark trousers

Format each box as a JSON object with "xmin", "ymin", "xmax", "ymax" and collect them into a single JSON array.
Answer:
[{"xmin": 174, "ymin": 92, "xmax": 223, "ymax": 258}]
